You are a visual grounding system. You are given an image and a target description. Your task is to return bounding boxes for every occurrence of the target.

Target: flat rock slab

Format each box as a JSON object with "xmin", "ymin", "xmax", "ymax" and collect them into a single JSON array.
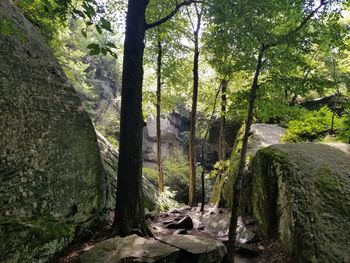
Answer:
[
  {"xmin": 80, "ymin": 235, "xmax": 180, "ymax": 263},
  {"xmin": 80, "ymin": 234, "xmax": 227, "ymax": 263},
  {"xmin": 159, "ymin": 235, "xmax": 227, "ymax": 262}
]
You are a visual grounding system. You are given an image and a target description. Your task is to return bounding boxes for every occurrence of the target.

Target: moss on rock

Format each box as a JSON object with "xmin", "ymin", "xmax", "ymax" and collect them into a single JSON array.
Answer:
[
  {"xmin": 0, "ymin": 216, "xmax": 75, "ymax": 262},
  {"xmin": 0, "ymin": 1, "xmax": 108, "ymax": 261},
  {"xmin": 250, "ymin": 143, "xmax": 350, "ymax": 263}
]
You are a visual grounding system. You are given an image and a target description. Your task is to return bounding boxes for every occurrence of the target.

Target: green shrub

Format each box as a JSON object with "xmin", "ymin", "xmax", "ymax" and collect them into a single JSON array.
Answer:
[
  {"xmin": 283, "ymin": 106, "xmax": 348, "ymax": 143},
  {"xmin": 155, "ymin": 186, "xmax": 178, "ymax": 212},
  {"xmin": 143, "ymin": 150, "xmax": 201, "ymax": 203},
  {"xmin": 256, "ymin": 100, "xmax": 308, "ymax": 127}
]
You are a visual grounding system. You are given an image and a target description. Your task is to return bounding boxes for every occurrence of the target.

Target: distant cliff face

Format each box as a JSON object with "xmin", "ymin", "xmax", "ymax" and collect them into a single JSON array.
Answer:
[
  {"xmin": 143, "ymin": 113, "xmax": 190, "ymax": 168},
  {"xmin": 0, "ymin": 1, "xmax": 109, "ymax": 261}
]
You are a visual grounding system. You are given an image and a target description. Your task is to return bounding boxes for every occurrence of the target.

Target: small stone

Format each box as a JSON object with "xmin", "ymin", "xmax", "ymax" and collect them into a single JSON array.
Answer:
[
  {"xmin": 173, "ymin": 229, "xmax": 187, "ymax": 235},
  {"xmin": 197, "ymin": 225, "xmax": 206, "ymax": 230},
  {"xmin": 236, "ymin": 244, "xmax": 262, "ymax": 256},
  {"xmin": 236, "ymin": 225, "xmax": 255, "ymax": 244},
  {"xmin": 258, "ymin": 245, "xmax": 265, "ymax": 251},
  {"xmin": 166, "ymin": 216, "xmax": 193, "ymax": 230}
]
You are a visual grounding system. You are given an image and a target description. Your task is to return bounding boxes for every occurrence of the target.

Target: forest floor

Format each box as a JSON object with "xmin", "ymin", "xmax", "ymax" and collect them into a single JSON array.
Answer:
[{"xmin": 53, "ymin": 205, "xmax": 289, "ymax": 263}]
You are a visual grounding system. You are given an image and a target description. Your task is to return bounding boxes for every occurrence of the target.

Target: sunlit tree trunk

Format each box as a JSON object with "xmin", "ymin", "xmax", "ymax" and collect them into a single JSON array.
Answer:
[
  {"xmin": 227, "ymin": 45, "xmax": 266, "ymax": 262},
  {"xmin": 156, "ymin": 34, "xmax": 164, "ymax": 191},
  {"xmin": 188, "ymin": 5, "xmax": 202, "ymax": 207},
  {"xmin": 219, "ymin": 79, "xmax": 228, "ymax": 160}
]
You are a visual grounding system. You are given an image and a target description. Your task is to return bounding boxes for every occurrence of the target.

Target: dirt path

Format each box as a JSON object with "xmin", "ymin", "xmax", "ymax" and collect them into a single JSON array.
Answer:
[{"xmin": 53, "ymin": 206, "xmax": 289, "ymax": 263}]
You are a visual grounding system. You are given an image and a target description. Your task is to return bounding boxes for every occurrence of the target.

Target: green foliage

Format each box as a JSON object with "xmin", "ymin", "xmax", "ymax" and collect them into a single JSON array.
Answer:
[
  {"xmin": 0, "ymin": 15, "xmax": 26, "ymax": 42},
  {"xmin": 143, "ymin": 150, "xmax": 202, "ymax": 203},
  {"xmin": 283, "ymin": 106, "xmax": 348, "ymax": 142},
  {"xmin": 17, "ymin": 0, "xmax": 118, "ymax": 57},
  {"xmin": 256, "ymin": 97, "xmax": 309, "ymax": 127},
  {"xmin": 155, "ymin": 186, "xmax": 178, "ymax": 212},
  {"xmin": 17, "ymin": 0, "xmax": 67, "ymax": 41},
  {"xmin": 208, "ymin": 160, "xmax": 230, "ymax": 180}
]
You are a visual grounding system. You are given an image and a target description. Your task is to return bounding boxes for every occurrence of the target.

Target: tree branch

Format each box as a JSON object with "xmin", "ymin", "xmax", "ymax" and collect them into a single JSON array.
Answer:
[
  {"xmin": 146, "ymin": 0, "xmax": 201, "ymax": 29},
  {"xmin": 269, "ymin": 0, "xmax": 329, "ymax": 48}
]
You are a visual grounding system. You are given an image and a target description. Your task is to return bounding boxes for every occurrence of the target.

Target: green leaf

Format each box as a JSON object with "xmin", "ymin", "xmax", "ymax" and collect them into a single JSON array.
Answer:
[
  {"xmin": 87, "ymin": 43, "xmax": 100, "ymax": 49},
  {"xmin": 106, "ymin": 42, "xmax": 117, "ymax": 48},
  {"xmin": 96, "ymin": 25, "xmax": 102, "ymax": 34},
  {"xmin": 81, "ymin": 28, "xmax": 87, "ymax": 38},
  {"xmin": 101, "ymin": 48, "xmax": 107, "ymax": 56},
  {"xmin": 73, "ymin": 9, "xmax": 85, "ymax": 18},
  {"xmin": 100, "ymin": 17, "xmax": 113, "ymax": 33},
  {"xmin": 106, "ymin": 47, "xmax": 118, "ymax": 59},
  {"xmin": 89, "ymin": 48, "xmax": 100, "ymax": 56}
]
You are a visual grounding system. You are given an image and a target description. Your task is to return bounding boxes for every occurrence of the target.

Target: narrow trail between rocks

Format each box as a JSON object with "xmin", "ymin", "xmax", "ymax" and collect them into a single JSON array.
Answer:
[{"xmin": 55, "ymin": 205, "xmax": 289, "ymax": 263}]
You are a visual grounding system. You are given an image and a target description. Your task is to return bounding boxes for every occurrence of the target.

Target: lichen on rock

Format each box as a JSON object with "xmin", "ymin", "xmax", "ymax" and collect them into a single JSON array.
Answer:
[
  {"xmin": 0, "ymin": 0, "xmax": 108, "ymax": 261},
  {"xmin": 250, "ymin": 143, "xmax": 350, "ymax": 263}
]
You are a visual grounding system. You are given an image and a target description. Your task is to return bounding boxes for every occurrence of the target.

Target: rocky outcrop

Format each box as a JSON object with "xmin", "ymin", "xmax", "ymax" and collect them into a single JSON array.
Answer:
[
  {"xmin": 143, "ymin": 114, "xmax": 241, "ymax": 169},
  {"xmin": 210, "ymin": 124, "xmax": 285, "ymax": 207},
  {"xmin": 208, "ymin": 119, "xmax": 241, "ymax": 160},
  {"xmin": 250, "ymin": 143, "xmax": 350, "ymax": 263},
  {"xmin": 80, "ymin": 234, "xmax": 181, "ymax": 263},
  {"xmin": 300, "ymin": 93, "xmax": 350, "ymax": 115},
  {"xmin": 79, "ymin": 57, "xmax": 121, "ymax": 146},
  {"xmin": 0, "ymin": 1, "xmax": 108, "ymax": 262},
  {"xmin": 96, "ymin": 131, "xmax": 170, "ymax": 211},
  {"xmin": 143, "ymin": 113, "xmax": 189, "ymax": 168},
  {"xmin": 80, "ymin": 234, "xmax": 227, "ymax": 263}
]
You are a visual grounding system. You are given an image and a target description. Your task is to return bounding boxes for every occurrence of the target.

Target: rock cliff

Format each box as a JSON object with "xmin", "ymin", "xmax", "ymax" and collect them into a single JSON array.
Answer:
[{"xmin": 0, "ymin": 1, "xmax": 108, "ymax": 261}]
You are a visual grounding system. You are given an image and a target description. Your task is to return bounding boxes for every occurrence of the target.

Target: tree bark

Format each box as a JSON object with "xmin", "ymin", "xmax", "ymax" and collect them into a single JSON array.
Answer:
[
  {"xmin": 188, "ymin": 5, "xmax": 202, "ymax": 207},
  {"xmin": 200, "ymin": 83, "xmax": 222, "ymax": 212},
  {"xmin": 111, "ymin": 0, "xmax": 151, "ymax": 237},
  {"xmin": 219, "ymin": 79, "xmax": 228, "ymax": 160},
  {"xmin": 226, "ymin": 45, "xmax": 266, "ymax": 262},
  {"xmin": 156, "ymin": 34, "xmax": 164, "ymax": 191}
]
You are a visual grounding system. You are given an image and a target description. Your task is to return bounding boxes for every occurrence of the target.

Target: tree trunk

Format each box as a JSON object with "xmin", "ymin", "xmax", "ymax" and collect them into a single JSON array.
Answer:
[
  {"xmin": 156, "ymin": 35, "xmax": 164, "ymax": 191},
  {"xmin": 188, "ymin": 9, "xmax": 202, "ymax": 207},
  {"xmin": 219, "ymin": 79, "xmax": 228, "ymax": 160},
  {"xmin": 111, "ymin": 0, "xmax": 151, "ymax": 237},
  {"xmin": 330, "ymin": 89, "xmax": 340, "ymax": 134},
  {"xmin": 226, "ymin": 45, "xmax": 266, "ymax": 262}
]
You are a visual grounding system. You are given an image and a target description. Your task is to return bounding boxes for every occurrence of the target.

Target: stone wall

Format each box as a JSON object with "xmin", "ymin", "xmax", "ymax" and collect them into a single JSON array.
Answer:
[{"xmin": 0, "ymin": 1, "xmax": 108, "ymax": 261}]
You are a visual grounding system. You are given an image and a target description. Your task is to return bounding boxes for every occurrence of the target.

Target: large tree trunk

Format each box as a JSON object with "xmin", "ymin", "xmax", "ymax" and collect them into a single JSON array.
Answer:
[
  {"xmin": 226, "ymin": 45, "xmax": 266, "ymax": 262},
  {"xmin": 156, "ymin": 35, "xmax": 164, "ymax": 191},
  {"xmin": 188, "ymin": 9, "xmax": 202, "ymax": 207},
  {"xmin": 219, "ymin": 79, "xmax": 228, "ymax": 160},
  {"xmin": 111, "ymin": 0, "xmax": 151, "ymax": 237}
]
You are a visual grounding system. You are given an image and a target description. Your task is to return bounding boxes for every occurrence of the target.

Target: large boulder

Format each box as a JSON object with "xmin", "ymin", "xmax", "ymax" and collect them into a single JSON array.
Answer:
[
  {"xmin": 210, "ymin": 124, "xmax": 285, "ymax": 207},
  {"xmin": 158, "ymin": 235, "xmax": 227, "ymax": 262},
  {"xmin": 80, "ymin": 234, "xmax": 227, "ymax": 263},
  {"xmin": 250, "ymin": 143, "xmax": 350, "ymax": 263},
  {"xmin": 96, "ymin": 131, "xmax": 167, "ymax": 211},
  {"xmin": 80, "ymin": 235, "xmax": 181, "ymax": 263},
  {"xmin": 0, "ymin": 1, "xmax": 108, "ymax": 261}
]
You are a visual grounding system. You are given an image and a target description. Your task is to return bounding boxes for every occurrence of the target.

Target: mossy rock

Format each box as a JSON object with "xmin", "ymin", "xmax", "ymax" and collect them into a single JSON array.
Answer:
[
  {"xmin": 210, "ymin": 124, "xmax": 285, "ymax": 208},
  {"xmin": 0, "ymin": 217, "xmax": 75, "ymax": 262},
  {"xmin": 250, "ymin": 143, "xmax": 350, "ymax": 263},
  {"xmin": 0, "ymin": 1, "xmax": 108, "ymax": 261}
]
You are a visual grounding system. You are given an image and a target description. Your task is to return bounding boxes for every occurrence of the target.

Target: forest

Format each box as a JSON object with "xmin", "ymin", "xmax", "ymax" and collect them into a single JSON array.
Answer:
[{"xmin": 0, "ymin": 0, "xmax": 349, "ymax": 262}]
